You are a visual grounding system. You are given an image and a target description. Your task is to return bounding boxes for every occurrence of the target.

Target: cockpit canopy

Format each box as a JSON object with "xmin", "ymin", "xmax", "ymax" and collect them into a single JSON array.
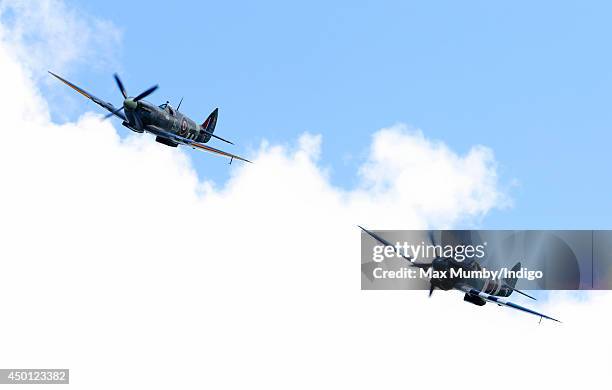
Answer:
[{"xmin": 159, "ymin": 102, "xmax": 175, "ymax": 115}]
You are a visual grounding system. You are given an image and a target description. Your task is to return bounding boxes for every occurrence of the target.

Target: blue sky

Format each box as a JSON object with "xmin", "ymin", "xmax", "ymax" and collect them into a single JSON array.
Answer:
[{"xmin": 53, "ymin": 0, "xmax": 612, "ymax": 229}]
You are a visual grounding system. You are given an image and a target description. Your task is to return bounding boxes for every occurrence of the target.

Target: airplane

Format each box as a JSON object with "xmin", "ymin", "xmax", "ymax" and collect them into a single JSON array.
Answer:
[
  {"xmin": 359, "ymin": 226, "xmax": 561, "ymax": 323},
  {"xmin": 48, "ymin": 71, "xmax": 251, "ymax": 164}
]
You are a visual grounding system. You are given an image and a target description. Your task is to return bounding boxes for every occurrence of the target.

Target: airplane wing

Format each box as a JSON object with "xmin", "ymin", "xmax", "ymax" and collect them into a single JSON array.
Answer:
[
  {"xmin": 48, "ymin": 71, "xmax": 127, "ymax": 121},
  {"xmin": 456, "ymin": 284, "xmax": 561, "ymax": 323},
  {"xmin": 145, "ymin": 125, "xmax": 252, "ymax": 163},
  {"xmin": 358, "ymin": 226, "xmax": 431, "ymax": 269}
]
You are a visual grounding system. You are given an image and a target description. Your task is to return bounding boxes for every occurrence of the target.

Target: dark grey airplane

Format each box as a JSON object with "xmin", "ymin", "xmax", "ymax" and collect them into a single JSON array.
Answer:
[
  {"xmin": 49, "ymin": 71, "xmax": 250, "ymax": 163},
  {"xmin": 359, "ymin": 226, "xmax": 561, "ymax": 323}
]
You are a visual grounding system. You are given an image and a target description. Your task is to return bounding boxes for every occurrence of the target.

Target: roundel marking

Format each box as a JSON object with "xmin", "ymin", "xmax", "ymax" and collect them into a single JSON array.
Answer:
[{"xmin": 180, "ymin": 118, "xmax": 188, "ymax": 136}]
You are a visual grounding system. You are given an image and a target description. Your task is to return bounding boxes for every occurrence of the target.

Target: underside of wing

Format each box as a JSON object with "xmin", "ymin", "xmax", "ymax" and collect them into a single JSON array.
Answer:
[
  {"xmin": 188, "ymin": 142, "xmax": 252, "ymax": 162},
  {"xmin": 48, "ymin": 71, "xmax": 126, "ymax": 121},
  {"xmin": 145, "ymin": 125, "xmax": 251, "ymax": 163},
  {"xmin": 456, "ymin": 284, "xmax": 561, "ymax": 323}
]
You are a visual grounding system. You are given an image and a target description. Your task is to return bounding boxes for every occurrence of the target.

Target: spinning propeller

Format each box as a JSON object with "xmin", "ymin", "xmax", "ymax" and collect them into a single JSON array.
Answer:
[
  {"xmin": 427, "ymin": 230, "xmax": 440, "ymax": 297},
  {"xmin": 104, "ymin": 74, "xmax": 158, "ymax": 119}
]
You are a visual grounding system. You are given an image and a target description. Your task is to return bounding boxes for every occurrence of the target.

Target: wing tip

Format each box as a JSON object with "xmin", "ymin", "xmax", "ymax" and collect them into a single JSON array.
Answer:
[{"xmin": 231, "ymin": 154, "xmax": 253, "ymax": 164}]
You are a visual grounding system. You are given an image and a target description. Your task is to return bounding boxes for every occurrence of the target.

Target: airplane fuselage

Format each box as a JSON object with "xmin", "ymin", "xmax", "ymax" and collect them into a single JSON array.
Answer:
[{"xmin": 123, "ymin": 100, "xmax": 205, "ymax": 144}]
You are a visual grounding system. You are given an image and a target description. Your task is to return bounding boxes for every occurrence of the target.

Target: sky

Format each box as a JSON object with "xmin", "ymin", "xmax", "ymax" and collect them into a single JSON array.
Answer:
[
  {"xmin": 39, "ymin": 0, "xmax": 612, "ymax": 229},
  {"xmin": 0, "ymin": 1, "xmax": 610, "ymax": 389}
]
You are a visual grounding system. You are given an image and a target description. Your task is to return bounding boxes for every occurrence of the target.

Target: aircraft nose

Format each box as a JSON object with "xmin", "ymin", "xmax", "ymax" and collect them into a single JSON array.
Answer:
[
  {"xmin": 123, "ymin": 98, "xmax": 137, "ymax": 110},
  {"xmin": 432, "ymin": 257, "xmax": 446, "ymax": 271}
]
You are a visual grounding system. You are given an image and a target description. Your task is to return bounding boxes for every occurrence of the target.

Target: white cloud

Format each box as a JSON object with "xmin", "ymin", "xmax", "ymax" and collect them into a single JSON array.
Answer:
[
  {"xmin": 0, "ymin": 2, "xmax": 609, "ymax": 389},
  {"xmin": 0, "ymin": 0, "xmax": 121, "ymax": 77}
]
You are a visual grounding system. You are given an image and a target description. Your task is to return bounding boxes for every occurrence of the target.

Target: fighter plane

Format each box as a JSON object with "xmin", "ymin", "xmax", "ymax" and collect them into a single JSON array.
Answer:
[
  {"xmin": 359, "ymin": 226, "xmax": 561, "ymax": 323},
  {"xmin": 49, "ymin": 71, "xmax": 250, "ymax": 163}
]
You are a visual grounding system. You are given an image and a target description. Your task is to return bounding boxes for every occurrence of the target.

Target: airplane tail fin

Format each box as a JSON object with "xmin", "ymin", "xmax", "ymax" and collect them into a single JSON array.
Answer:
[
  {"xmin": 500, "ymin": 262, "xmax": 535, "ymax": 300},
  {"xmin": 199, "ymin": 108, "xmax": 219, "ymax": 143},
  {"xmin": 504, "ymin": 262, "xmax": 521, "ymax": 289}
]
